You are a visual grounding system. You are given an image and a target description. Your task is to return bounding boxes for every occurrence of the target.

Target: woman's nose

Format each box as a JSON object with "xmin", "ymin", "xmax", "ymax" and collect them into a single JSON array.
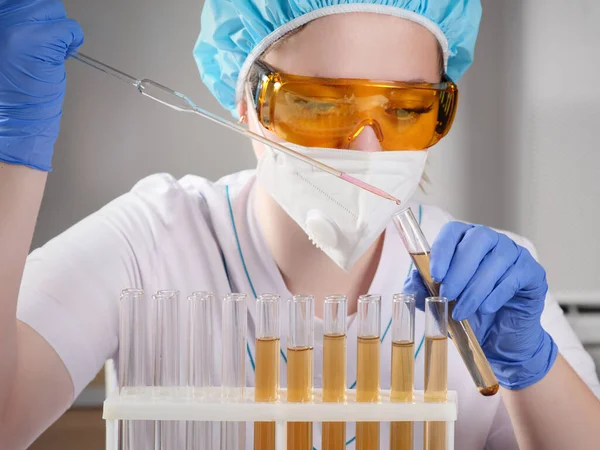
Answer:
[{"xmin": 346, "ymin": 125, "xmax": 384, "ymax": 151}]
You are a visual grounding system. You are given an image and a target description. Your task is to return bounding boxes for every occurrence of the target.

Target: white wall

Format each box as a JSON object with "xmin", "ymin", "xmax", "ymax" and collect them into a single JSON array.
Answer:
[{"xmin": 42, "ymin": 0, "xmax": 600, "ymax": 307}]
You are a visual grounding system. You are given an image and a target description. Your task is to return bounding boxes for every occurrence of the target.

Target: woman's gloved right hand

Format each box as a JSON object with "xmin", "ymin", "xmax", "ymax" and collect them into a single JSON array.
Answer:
[{"xmin": 0, "ymin": 0, "xmax": 84, "ymax": 171}]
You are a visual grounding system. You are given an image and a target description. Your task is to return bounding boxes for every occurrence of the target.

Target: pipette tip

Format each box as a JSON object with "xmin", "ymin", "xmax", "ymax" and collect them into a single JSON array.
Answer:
[{"xmin": 340, "ymin": 173, "xmax": 402, "ymax": 204}]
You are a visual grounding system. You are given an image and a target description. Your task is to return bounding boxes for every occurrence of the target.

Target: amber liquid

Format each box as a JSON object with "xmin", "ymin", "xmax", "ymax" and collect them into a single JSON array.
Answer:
[
  {"xmin": 322, "ymin": 334, "xmax": 346, "ymax": 450},
  {"xmin": 389, "ymin": 341, "xmax": 414, "ymax": 450},
  {"xmin": 411, "ymin": 252, "xmax": 499, "ymax": 396},
  {"xmin": 254, "ymin": 337, "xmax": 280, "ymax": 450},
  {"xmin": 424, "ymin": 336, "xmax": 448, "ymax": 450},
  {"xmin": 287, "ymin": 347, "xmax": 313, "ymax": 450},
  {"xmin": 356, "ymin": 336, "xmax": 380, "ymax": 450}
]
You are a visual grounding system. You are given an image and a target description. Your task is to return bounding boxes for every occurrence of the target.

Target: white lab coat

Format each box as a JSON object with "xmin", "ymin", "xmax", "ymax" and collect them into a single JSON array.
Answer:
[{"xmin": 17, "ymin": 171, "xmax": 600, "ymax": 449}]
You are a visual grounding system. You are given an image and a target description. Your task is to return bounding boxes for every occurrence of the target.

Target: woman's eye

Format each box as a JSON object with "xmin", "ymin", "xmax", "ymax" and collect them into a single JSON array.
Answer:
[
  {"xmin": 294, "ymin": 98, "xmax": 338, "ymax": 113},
  {"xmin": 390, "ymin": 108, "xmax": 414, "ymax": 119},
  {"xmin": 386, "ymin": 105, "xmax": 433, "ymax": 119}
]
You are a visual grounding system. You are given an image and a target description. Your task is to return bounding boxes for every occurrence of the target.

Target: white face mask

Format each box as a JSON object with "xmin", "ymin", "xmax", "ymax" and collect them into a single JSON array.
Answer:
[{"xmin": 256, "ymin": 143, "xmax": 428, "ymax": 271}]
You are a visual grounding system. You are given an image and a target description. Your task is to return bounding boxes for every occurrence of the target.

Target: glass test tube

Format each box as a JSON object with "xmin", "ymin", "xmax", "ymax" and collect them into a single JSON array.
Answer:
[
  {"xmin": 393, "ymin": 208, "xmax": 499, "ymax": 396},
  {"xmin": 154, "ymin": 291, "xmax": 183, "ymax": 450},
  {"xmin": 118, "ymin": 289, "xmax": 154, "ymax": 450},
  {"xmin": 254, "ymin": 294, "xmax": 281, "ymax": 450},
  {"xmin": 356, "ymin": 295, "xmax": 381, "ymax": 450},
  {"xmin": 119, "ymin": 289, "xmax": 147, "ymax": 393},
  {"xmin": 221, "ymin": 293, "xmax": 248, "ymax": 450},
  {"xmin": 424, "ymin": 297, "xmax": 449, "ymax": 450},
  {"xmin": 322, "ymin": 295, "xmax": 348, "ymax": 450},
  {"xmin": 187, "ymin": 292, "xmax": 215, "ymax": 450},
  {"xmin": 389, "ymin": 294, "xmax": 416, "ymax": 450},
  {"xmin": 287, "ymin": 295, "xmax": 314, "ymax": 450},
  {"xmin": 157, "ymin": 289, "xmax": 184, "ymax": 383}
]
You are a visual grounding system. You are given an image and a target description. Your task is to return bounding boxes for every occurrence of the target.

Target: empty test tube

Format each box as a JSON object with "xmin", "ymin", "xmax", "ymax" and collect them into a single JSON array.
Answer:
[
  {"xmin": 154, "ymin": 291, "xmax": 183, "ymax": 450},
  {"xmin": 287, "ymin": 295, "xmax": 315, "ymax": 450},
  {"xmin": 322, "ymin": 295, "xmax": 347, "ymax": 450},
  {"xmin": 356, "ymin": 295, "xmax": 381, "ymax": 450},
  {"xmin": 254, "ymin": 294, "xmax": 281, "ymax": 450},
  {"xmin": 119, "ymin": 289, "xmax": 148, "ymax": 393},
  {"xmin": 155, "ymin": 290, "xmax": 181, "ymax": 392},
  {"xmin": 118, "ymin": 289, "xmax": 154, "ymax": 450},
  {"xmin": 187, "ymin": 292, "xmax": 215, "ymax": 450},
  {"xmin": 424, "ymin": 297, "xmax": 449, "ymax": 450},
  {"xmin": 393, "ymin": 208, "xmax": 499, "ymax": 396},
  {"xmin": 221, "ymin": 293, "xmax": 248, "ymax": 450},
  {"xmin": 158, "ymin": 289, "xmax": 187, "ymax": 389},
  {"xmin": 389, "ymin": 294, "xmax": 416, "ymax": 450}
]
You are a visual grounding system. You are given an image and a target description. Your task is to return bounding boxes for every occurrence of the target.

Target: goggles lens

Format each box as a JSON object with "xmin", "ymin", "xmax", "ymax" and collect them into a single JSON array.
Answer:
[{"xmin": 248, "ymin": 61, "xmax": 458, "ymax": 151}]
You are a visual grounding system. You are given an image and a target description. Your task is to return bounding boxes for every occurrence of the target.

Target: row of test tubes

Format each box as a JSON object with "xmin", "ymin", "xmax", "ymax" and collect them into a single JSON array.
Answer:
[
  {"xmin": 317, "ymin": 294, "xmax": 449, "ymax": 450},
  {"xmin": 118, "ymin": 288, "xmax": 450, "ymax": 450}
]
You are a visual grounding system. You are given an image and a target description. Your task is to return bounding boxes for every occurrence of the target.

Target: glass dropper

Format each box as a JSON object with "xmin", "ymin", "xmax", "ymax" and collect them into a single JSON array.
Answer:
[{"xmin": 70, "ymin": 52, "xmax": 401, "ymax": 204}]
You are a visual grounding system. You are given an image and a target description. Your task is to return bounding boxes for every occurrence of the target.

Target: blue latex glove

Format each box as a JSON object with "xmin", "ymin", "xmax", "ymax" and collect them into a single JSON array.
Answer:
[
  {"xmin": 404, "ymin": 222, "xmax": 558, "ymax": 390},
  {"xmin": 0, "ymin": 0, "xmax": 84, "ymax": 171}
]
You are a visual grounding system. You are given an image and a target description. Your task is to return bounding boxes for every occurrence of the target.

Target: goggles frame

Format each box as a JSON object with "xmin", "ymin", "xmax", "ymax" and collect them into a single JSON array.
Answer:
[{"xmin": 247, "ymin": 60, "xmax": 459, "ymax": 150}]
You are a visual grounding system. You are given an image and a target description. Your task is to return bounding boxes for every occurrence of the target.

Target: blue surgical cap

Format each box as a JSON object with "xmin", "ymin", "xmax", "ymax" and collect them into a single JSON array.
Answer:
[{"xmin": 194, "ymin": 0, "xmax": 482, "ymax": 113}]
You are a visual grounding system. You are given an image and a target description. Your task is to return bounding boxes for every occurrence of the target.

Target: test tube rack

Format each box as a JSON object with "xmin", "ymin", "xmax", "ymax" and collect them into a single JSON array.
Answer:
[{"xmin": 103, "ymin": 386, "xmax": 458, "ymax": 450}]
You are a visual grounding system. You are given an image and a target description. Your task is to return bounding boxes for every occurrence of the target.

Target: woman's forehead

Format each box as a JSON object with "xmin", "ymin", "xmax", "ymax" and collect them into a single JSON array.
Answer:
[{"xmin": 262, "ymin": 13, "xmax": 442, "ymax": 83}]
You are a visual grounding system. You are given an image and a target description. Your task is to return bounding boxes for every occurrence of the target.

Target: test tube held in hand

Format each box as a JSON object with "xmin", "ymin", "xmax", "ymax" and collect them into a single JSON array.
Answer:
[
  {"xmin": 356, "ymin": 295, "xmax": 381, "ymax": 450},
  {"xmin": 254, "ymin": 294, "xmax": 281, "ymax": 450},
  {"xmin": 221, "ymin": 293, "xmax": 248, "ymax": 450},
  {"xmin": 287, "ymin": 295, "xmax": 315, "ymax": 450},
  {"xmin": 424, "ymin": 297, "xmax": 449, "ymax": 450},
  {"xmin": 187, "ymin": 292, "xmax": 215, "ymax": 450},
  {"xmin": 389, "ymin": 294, "xmax": 415, "ymax": 450},
  {"xmin": 393, "ymin": 208, "xmax": 499, "ymax": 396},
  {"xmin": 322, "ymin": 295, "xmax": 348, "ymax": 450},
  {"xmin": 118, "ymin": 289, "xmax": 155, "ymax": 450}
]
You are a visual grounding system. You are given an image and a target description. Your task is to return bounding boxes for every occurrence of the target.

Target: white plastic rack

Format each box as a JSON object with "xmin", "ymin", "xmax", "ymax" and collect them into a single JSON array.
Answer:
[{"xmin": 104, "ymin": 387, "xmax": 457, "ymax": 450}]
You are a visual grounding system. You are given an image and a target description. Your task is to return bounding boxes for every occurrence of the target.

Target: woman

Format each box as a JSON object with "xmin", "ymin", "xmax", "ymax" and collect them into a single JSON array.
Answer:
[{"xmin": 1, "ymin": 0, "xmax": 599, "ymax": 449}]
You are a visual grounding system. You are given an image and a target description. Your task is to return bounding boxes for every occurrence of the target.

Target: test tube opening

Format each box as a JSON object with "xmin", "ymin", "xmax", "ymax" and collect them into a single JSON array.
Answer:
[{"xmin": 323, "ymin": 295, "xmax": 347, "ymax": 337}]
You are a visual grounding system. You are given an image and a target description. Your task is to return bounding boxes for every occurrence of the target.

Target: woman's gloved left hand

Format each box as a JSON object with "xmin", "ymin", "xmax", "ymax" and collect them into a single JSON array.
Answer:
[{"xmin": 404, "ymin": 222, "xmax": 558, "ymax": 390}]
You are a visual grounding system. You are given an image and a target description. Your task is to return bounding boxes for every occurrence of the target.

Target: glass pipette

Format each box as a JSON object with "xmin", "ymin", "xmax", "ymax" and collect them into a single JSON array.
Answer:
[{"xmin": 70, "ymin": 53, "xmax": 401, "ymax": 204}]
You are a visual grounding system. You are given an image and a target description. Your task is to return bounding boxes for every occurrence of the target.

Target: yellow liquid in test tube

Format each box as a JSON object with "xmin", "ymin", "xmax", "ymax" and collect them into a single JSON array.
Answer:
[
  {"xmin": 254, "ymin": 337, "xmax": 280, "ymax": 450},
  {"xmin": 322, "ymin": 334, "xmax": 346, "ymax": 450},
  {"xmin": 356, "ymin": 336, "xmax": 380, "ymax": 450},
  {"xmin": 390, "ymin": 340, "xmax": 414, "ymax": 450},
  {"xmin": 287, "ymin": 347, "xmax": 313, "ymax": 450},
  {"xmin": 424, "ymin": 336, "xmax": 448, "ymax": 450}
]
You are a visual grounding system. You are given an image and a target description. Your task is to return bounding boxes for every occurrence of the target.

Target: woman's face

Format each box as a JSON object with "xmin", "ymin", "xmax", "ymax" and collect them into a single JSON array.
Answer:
[{"xmin": 243, "ymin": 12, "xmax": 442, "ymax": 157}]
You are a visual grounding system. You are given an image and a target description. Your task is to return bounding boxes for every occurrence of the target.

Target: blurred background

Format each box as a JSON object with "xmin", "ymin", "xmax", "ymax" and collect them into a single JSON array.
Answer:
[{"xmin": 29, "ymin": 0, "xmax": 600, "ymax": 448}]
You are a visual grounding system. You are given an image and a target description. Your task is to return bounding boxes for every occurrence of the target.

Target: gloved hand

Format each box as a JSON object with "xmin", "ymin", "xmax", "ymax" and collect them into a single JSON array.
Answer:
[
  {"xmin": 0, "ymin": 0, "xmax": 84, "ymax": 171},
  {"xmin": 404, "ymin": 222, "xmax": 558, "ymax": 390}
]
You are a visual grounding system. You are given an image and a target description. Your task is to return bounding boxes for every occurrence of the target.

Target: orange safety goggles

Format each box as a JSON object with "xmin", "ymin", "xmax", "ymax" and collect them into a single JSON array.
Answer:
[{"xmin": 247, "ymin": 60, "xmax": 459, "ymax": 151}]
